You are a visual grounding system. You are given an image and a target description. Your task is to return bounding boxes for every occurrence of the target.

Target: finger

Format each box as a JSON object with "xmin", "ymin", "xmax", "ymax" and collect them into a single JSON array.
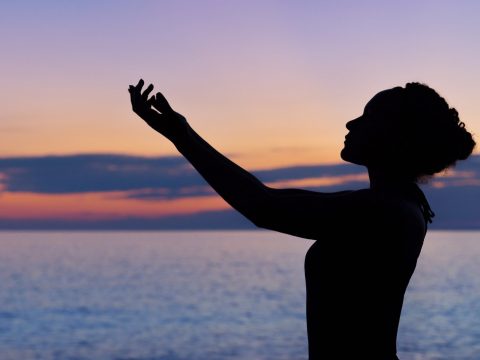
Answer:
[
  {"xmin": 142, "ymin": 84, "xmax": 154, "ymax": 100},
  {"xmin": 129, "ymin": 85, "xmax": 140, "ymax": 101},
  {"xmin": 147, "ymin": 95, "xmax": 155, "ymax": 106},
  {"xmin": 153, "ymin": 92, "xmax": 174, "ymax": 113},
  {"xmin": 129, "ymin": 85, "xmax": 144, "ymax": 110},
  {"xmin": 135, "ymin": 79, "xmax": 144, "ymax": 92}
]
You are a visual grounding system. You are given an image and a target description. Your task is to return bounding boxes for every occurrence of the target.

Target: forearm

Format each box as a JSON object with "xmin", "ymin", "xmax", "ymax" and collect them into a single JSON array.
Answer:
[{"xmin": 170, "ymin": 121, "xmax": 270, "ymax": 220}]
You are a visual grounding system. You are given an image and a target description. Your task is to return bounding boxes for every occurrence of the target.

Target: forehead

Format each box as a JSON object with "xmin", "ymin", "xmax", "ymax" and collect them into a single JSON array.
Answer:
[{"xmin": 365, "ymin": 88, "xmax": 403, "ymax": 113}]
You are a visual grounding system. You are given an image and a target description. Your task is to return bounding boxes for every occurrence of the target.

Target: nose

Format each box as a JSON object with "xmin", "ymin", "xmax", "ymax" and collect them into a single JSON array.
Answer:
[{"xmin": 346, "ymin": 117, "xmax": 361, "ymax": 131}]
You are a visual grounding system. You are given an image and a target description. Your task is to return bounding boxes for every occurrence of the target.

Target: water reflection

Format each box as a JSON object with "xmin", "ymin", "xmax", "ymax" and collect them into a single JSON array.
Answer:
[{"xmin": 0, "ymin": 231, "xmax": 479, "ymax": 359}]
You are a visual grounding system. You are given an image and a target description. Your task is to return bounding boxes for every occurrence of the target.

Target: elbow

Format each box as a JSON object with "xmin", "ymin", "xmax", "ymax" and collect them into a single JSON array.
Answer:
[
  {"xmin": 249, "ymin": 215, "xmax": 269, "ymax": 230},
  {"xmin": 237, "ymin": 207, "xmax": 266, "ymax": 229},
  {"xmin": 240, "ymin": 205, "xmax": 276, "ymax": 230},
  {"xmin": 231, "ymin": 186, "xmax": 276, "ymax": 229}
]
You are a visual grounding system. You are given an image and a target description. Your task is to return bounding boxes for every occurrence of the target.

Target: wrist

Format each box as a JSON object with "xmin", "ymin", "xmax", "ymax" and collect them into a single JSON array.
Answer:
[{"xmin": 168, "ymin": 115, "xmax": 190, "ymax": 144}]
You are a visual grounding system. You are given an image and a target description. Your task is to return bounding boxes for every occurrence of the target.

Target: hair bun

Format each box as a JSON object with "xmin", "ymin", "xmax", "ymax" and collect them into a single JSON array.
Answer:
[
  {"xmin": 392, "ymin": 83, "xmax": 476, "ymax": 180},
  {"xmin": 455, "ymin": 126, "xmax": 476, "ymax": 160}
]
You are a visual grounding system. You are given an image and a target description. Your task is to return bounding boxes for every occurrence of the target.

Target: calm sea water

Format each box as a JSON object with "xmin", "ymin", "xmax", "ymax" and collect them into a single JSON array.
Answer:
[{"xmin": 0, "ymin": 231, "xmax": 479, "ymax": 360}]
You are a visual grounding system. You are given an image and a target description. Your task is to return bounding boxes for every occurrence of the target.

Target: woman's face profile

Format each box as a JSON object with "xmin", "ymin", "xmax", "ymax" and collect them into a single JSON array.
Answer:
[{"xmin": 340, "ymin": 88, "xmax": 402, "ymax": 167}]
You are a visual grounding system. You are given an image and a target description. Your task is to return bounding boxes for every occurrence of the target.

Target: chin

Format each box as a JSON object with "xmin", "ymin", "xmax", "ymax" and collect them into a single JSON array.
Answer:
[{"xmin": 340, "ymin": 147, "xmax": 366, "ymax": 166}]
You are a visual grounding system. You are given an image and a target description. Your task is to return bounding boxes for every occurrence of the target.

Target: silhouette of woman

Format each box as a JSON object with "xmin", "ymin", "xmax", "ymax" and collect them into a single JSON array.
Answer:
[{"xmin": 129, "ymin": 80, "xmax": 475, "ymax": 359}]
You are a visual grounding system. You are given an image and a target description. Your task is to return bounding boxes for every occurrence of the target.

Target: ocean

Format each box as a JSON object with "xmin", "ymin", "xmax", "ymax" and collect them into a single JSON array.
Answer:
[{"xmin": 0, "ymin": 231, "xmax": 479, "ymax": 360}]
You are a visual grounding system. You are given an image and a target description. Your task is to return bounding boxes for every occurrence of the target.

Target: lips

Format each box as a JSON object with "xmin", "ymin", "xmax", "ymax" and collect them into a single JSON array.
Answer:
[{"xmin": 344, "ymin": 135, "xmax": 356, "ymax": 145}]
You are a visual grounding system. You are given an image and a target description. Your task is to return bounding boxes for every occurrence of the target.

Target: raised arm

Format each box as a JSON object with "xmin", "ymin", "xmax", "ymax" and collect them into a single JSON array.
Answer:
[
  {"xmin": 129, "ymin": 79, "xmax": 275, "ymax": 223},
  {"xmin": 128, "ymin": 79, "xmax": 375, "ymax": 239}
]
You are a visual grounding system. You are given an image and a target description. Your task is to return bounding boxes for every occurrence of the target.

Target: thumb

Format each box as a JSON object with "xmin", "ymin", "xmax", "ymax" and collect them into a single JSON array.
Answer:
[{"xmin": 153, "ymin": 92, "xmax": 174, "ymax": 113}]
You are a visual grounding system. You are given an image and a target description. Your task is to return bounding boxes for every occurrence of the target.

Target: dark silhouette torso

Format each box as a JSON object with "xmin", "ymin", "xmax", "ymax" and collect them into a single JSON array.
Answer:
[{"xmin": 304, "ymin": 188, "xmax": 426, "ymax": 359}]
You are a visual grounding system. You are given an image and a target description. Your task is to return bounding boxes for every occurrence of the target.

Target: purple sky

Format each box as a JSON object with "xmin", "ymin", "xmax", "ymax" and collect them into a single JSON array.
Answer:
[{"xmin": 1, "ymin": 0, "xmax": 478, "ymax": 166}]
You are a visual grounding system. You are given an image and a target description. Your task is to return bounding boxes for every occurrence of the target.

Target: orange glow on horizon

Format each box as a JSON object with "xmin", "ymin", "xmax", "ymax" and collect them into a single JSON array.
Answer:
[
  {"xmin": 266, "ymin": 173, "xmax": 369, "ymax": 188},
  {"xmin": 0, "ymin": 191, "xmax": 228, "ymax": 220},
  {"xmin": 0, "ymin": 172, "xmax": 371, "ymax": 222}
]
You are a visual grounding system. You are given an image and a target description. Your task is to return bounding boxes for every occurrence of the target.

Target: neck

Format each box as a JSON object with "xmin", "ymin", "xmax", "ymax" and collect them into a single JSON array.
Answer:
[{"xmin": 367, "ymin": 167, "xmax": 415, "ymax": 190}]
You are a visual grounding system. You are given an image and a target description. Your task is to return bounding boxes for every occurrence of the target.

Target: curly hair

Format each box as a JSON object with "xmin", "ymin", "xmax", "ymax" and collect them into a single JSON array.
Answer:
[{"xmin": 393, "ymin": 83, "xmax": 476, "ymax": 181}]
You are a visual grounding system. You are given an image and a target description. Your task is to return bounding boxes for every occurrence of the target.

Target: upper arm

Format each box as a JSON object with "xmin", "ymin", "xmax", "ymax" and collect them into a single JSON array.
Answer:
[{"xmin": 248, "ymin": 187, "xmax": 379, "ymax": 240}]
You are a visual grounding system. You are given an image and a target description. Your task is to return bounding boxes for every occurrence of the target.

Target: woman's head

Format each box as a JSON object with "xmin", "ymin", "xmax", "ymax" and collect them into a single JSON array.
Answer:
[{"xmin": 341, "ymin": 83, "xmax": 476, "ymax": 181}]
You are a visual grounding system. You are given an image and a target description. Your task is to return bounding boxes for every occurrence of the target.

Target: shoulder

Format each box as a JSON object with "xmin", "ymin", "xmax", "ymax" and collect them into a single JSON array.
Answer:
[
  {"xmin": 336, "ymin": 188, "xmax": 425, "ymax": 230},
  {"xmin": 367, "ymin": 188, "xmax": 427, "ymax": 237}
]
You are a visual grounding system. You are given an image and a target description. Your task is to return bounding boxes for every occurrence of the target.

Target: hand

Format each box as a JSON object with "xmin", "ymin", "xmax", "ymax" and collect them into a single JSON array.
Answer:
[{"xmin": 128, "ymin": 79, "xmax": 187, "ymax": 139}]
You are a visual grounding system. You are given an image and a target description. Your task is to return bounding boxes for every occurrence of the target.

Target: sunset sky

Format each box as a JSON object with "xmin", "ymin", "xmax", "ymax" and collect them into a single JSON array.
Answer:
[{"xmin": 1, "ymin": 1, "xmax": 479, "ymax": 228}]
